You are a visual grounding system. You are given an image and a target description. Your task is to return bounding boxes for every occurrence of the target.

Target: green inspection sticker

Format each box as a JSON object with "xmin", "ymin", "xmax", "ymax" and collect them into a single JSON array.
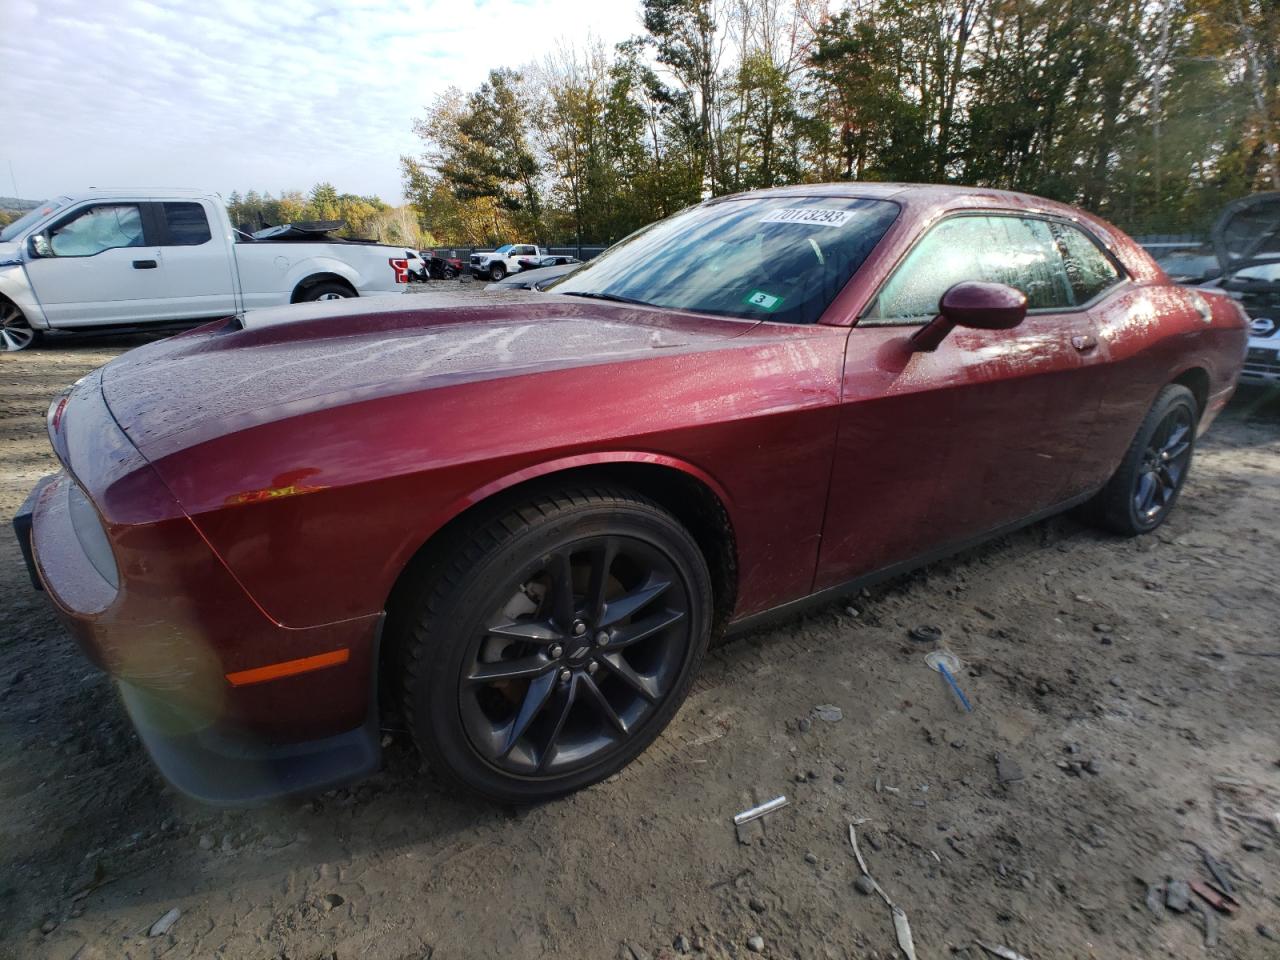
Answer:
[{"xmin": 744, "ymin": 290, "xmax": 784, "ymax": 311}]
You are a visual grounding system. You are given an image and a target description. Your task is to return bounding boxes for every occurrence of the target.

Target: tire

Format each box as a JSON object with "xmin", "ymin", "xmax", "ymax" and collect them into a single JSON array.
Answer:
[
  {"xmin": 1, "ymin": 300, "xmax": 40, "ymax": 352},
  {"xmin": 394, "ymin": 485, "xmax": 713, "ymax": 804},
  {"xmin": 1088, "ymin": 384, "xmax": 1198, "ymax": 536},
  {"xmin": 444, "ymin": 266, "xmax": 458, "ymax": 280},
  {"xmin": 299, "ymin": 281, "xmax": 354, "ymax": 302},
  {"xmin": 488, "ymin": 262, "xmax": 507, "ymax": 282}
]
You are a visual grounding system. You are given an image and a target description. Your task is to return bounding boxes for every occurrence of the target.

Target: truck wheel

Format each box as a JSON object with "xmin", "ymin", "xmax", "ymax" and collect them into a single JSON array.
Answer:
[
  {"xmin": 300, "ymin": 282, "xmax": 354, "ymax": 302},
  {"xmin": 489, "ymin": 263, "xmax": 507, "ymax": 282},
  {"xmin": 394, "ymin": 484, "xmax": 712, "ymax": 803},
  {"xmin": 1, "ymin": 301, "xmax": 40, "ymax": 352}
]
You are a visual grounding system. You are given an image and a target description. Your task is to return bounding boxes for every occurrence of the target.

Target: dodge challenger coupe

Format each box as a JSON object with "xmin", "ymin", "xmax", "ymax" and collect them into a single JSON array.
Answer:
[{"xmin": 14, "ymin": 184, "xmax": 1247, "ymax": 805}]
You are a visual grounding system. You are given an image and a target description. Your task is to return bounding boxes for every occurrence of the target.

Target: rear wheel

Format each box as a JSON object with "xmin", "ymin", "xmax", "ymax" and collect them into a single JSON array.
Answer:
[
  {"xmin": 1, "ymin": 300, "xmax": 39, "ymax": 352},
  {"xmin": 1088, "ymin": 384, "xmax": 1197, "ymax": 536},
  {"xmin": 395, "ymin": 486, "xmax": 712, "ymax": 803},
  {"xmin": 299, "ymin": 281, "xmax": 354, "ymax": 302}
]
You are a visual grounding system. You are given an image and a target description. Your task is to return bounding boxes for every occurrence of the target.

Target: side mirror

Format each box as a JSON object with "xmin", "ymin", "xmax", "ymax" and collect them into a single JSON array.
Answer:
[
  {"xmin": 27, "ymin": 233, "xmax": 52, "ymax": 259},
  {"xmin": 911, "ymin": 281, "xmax": 1028, "ymax": 352}
]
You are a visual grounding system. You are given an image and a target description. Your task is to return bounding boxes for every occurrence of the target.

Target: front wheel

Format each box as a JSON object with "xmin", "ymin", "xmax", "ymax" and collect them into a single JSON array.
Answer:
[
  {"xmin": 488, "ymin": 262, "xmax": 507, "ymax": 282},
  {"xmin": 1, "ymin": 301, "xmax": 40, "ymax": 352},
  {"xmin": 394, "ymin": 485, "xmax": 712, "ymax": 803},
  {"xmin": 1088, "ymin": 384, "xmax": 1197, "ymax": 536}
]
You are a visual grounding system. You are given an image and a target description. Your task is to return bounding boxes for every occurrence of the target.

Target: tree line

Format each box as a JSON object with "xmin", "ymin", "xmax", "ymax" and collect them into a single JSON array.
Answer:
[
  {"xmin": 401, "ymin": 0, "xmax": 1279, "ymax": 247},
  {"xmin": 226, "ymin": 183, "xmax": 420, "ymax": 246}
]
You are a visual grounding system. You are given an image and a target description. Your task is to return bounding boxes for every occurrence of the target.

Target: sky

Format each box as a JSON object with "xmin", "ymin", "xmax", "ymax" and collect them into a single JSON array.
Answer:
[{"xmin": 1, "ymin": 0, "xmax": 641, "ymax": 204}]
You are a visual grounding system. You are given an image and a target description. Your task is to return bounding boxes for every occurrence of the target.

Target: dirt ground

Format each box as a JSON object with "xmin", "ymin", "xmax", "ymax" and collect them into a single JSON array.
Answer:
[{"xmin": 1, "ymin": 283, "xmax": 1279, "ymax": 960}]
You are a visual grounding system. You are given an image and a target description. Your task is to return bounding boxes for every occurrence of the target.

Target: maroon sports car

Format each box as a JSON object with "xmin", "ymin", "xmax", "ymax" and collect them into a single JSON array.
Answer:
[{"xmin": 15, "ymin": 184, "xmax": 1246, "ymax": 804}]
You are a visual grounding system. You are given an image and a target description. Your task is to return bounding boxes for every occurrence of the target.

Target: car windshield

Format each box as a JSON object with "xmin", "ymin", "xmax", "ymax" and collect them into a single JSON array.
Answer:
[
  {"xmin": 0, "ymin": 198, "xmax": 69, "ymax": 242},
  {"xmin": 549, "ymin": 196, "xmax": 900, "ymax": 325},
  {"xmin": 494, "ymin": 244, "xmax": 513, "ymax": 254}
]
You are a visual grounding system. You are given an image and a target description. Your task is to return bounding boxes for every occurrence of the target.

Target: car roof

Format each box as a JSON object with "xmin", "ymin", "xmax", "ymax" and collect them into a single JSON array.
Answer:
[
  {"xmin": 57, "ymin": 188, "xmax": 216, "ymax": 203},
  {"xmin": 708, "ymin": 181, "xmax": 1092, "ymax": 219}
]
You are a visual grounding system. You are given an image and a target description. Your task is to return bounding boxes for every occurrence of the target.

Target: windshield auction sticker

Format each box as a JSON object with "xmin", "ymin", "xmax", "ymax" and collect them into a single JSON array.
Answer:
[{"xmin": 760, "ymin": 207, "xmax": 854, "ymax": 227}]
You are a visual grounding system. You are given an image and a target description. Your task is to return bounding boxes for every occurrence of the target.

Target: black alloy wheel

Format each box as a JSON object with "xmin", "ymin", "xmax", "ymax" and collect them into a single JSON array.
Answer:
[
  {"xmin": 1088, "ymin": 383, "xmax": 1198, "ymax": 535},
  {"xmin": 461, "ymin": 535, "xmax": 690, "ymax": 776},
  {"xmin": 1132, "ymin": 405, "xmax": 1193, "ymax": 524},
  {"xmin": 395, "ymin": 485, "xmax": 712, "ymax": 802}
]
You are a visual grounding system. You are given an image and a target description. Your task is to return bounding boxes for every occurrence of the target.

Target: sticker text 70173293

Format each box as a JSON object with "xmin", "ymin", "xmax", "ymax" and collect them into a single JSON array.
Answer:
[{"xmin": 759, "ymin": 208, "xmax": 854, "ymax": 227}]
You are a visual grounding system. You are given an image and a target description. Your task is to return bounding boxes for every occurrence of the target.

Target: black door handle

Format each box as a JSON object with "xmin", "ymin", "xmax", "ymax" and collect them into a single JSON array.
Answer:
[{"xmin": 132, "ymin": 259, "xmax": 157, "ymax": 269}]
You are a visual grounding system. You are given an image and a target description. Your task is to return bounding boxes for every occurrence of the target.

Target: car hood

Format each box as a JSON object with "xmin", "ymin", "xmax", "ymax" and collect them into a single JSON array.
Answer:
[
  {"xmin": 1212, "ymin": 191, "xmax": 1280, "ymax": 281},
  {"xmin": 99, "ymin": 293, "xmax": 757, "ymax": 458}
]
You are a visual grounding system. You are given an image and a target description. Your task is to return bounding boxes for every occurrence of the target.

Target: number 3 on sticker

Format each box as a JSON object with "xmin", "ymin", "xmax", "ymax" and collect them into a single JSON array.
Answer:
[{"xmin": 745, "ymin": 290, "xmax": 783, "ymax": 311}]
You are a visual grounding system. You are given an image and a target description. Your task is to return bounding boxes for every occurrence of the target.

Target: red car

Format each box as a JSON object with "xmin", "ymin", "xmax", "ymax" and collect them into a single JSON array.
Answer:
[{"xmin": 15, "ymin": 184, "xmax": 1246, "ymax": 805}]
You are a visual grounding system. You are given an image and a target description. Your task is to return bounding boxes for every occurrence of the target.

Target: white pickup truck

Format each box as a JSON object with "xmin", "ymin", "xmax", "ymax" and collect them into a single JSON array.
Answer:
[
  {"xmin": 0, "ymin": 189, "xmax": 411, "ymax": 351},
  {"xmin": 468, "ymin": 244, "xmax": 547, "ymax": 282}
]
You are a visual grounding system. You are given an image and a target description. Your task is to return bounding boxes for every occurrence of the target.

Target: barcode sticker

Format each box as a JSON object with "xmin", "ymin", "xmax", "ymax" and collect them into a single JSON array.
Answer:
[{"xmin": 760, "ymin": 207, "xmax": 854, "ymax": 227}]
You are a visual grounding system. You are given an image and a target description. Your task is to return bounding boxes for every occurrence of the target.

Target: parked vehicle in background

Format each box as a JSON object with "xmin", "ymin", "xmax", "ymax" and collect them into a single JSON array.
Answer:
[
  {"xmin": 485, "ymin": 260, "xmax": 583, "ymax": 291},
  {"xmin": 1155, "ymin": 247, "xmax": 1221, "ymax": 285},
  {"xmin": 0, "ymin": 190, "xmax": 411, "ymax": 351},
  {"xmin": 518, "ymin": 254, "xmax": 580, "ymax": 272},
  {"xmin": 15, "ymin": 183, "xmax": 1246, "ymax": 805},
  {"xmin": 402, "ymin": 249, "xmax": 429, "ymax": 281},
  {"xmin": 422, "ymin": 251, "xmax": 463, "ymax": 280},
  {"xmin": 1209, "ymin": 191, "xmax": 1280, "ymax": 386},
  {"xmin": 470, "ymin": 244, "xmax": 545, "ymax": 281}
]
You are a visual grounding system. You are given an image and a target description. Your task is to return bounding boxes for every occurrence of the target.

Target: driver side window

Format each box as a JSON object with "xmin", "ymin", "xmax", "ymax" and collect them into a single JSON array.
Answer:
[
  {"xmin": 869, "ymin": 215, "xmax": 1074, "ymax": 321},
  {"xmin": 48, "ymin": 204, "xmax": 145, "ymax": 257}
]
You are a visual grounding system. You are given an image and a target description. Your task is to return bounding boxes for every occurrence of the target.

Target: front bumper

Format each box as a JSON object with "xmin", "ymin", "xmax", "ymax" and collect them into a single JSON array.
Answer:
[
  {"xmin": 16, "ymin": 374, "xmax": 383, "ymax": 804},
  {"xmin": 1241, "ymin": 339, "xmax": 1280, "ymax": 384}
]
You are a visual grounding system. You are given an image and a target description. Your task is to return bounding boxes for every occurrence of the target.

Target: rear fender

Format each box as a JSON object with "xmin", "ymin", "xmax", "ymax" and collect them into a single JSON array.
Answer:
[{"xmin": 285, "ymin": 256, "xmax": 363, "ymax": 296}]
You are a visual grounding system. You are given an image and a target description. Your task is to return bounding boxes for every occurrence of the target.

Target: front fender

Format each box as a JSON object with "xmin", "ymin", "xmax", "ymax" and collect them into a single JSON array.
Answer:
[
  {"xmin": 0, "ymin": 261, "xmax": 49, "ymax": 329},
  {"xmin": 378, "ymin": 450, "xmax": 737, "ymax": 600}
]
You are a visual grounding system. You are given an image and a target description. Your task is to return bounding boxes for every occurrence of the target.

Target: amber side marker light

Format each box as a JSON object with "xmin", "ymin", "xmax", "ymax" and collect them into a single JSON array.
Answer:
[{"xmin": 225, "ymin": 648, "xmax": 350, "ymax": 687}]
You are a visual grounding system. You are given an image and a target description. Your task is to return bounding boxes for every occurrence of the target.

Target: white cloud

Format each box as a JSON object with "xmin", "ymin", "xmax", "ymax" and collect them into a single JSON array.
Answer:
[{"xmin": 0, "ymin": 0, "xmax": 641, "ymax": 202}]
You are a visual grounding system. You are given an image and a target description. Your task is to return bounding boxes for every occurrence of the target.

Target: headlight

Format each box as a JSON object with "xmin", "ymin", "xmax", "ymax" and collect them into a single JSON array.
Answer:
[{"xmin": 67, "ymin": 481, "xmax": 119, "ymax": 589}]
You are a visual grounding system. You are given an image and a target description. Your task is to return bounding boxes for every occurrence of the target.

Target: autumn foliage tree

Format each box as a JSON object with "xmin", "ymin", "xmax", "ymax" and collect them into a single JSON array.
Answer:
[{"xmin": 402, "ymin": 0, "xmax": 1279, "ymax": 245}]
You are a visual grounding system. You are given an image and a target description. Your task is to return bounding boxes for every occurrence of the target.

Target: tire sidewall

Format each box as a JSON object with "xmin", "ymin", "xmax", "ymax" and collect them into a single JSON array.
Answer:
[
  {"xmin": 301, "ymin": 282, "xmax": 353, "ymax": 302},
  {"xmin": 409, "ymin": 500, "xmax": 712, "ymax": 803},
  {"xmin": 489, "ymin": 263, "xmax": 506, "ymax": 282},
  {"xmin": 1122, "ymin": 387, "xmax": 1198, "ymax": 534}
]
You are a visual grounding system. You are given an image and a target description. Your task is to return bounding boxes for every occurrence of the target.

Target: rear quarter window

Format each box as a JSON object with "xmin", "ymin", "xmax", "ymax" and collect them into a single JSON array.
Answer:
[{"xmin": 161, "ymin": 202, "xmax": 212, "ymax": 245}]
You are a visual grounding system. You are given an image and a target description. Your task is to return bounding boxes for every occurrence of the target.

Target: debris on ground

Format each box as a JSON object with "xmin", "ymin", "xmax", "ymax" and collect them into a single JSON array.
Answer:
[
  {"xmin": 849, "ymin": 822, "xmax": 917, "ymax": 960},
  {"xmin": 148, "ymin": 907, "xmax": 180, "ymax": 937},
  {"xmin": 733, "ymin": 796, "xmax": 788, "ymax": 826},
  {"xmin": 925, "ymin": 650, "xmax": 973, "ymax": 712},
  {"xmin": 976, "ymin": 942, "xmax": 1032, "ymax": 960},
  {"xmin": 1189, "ymin": 879, "xmax": 1237, "ymax": 914},
  {"xmin": 994, "ymin": 754, "xmax": 1024, "ymax": 785},
  {"xmin": 1164, "ymin": 879, "xmax": 1191, "ymax": 913},
  {"xmin": 812, "ymin": 704, "xmax": 843, "ymax": 723},
  {"xmin": 908, "ymin": 625, "xmax": 942, "ymax": 644}
]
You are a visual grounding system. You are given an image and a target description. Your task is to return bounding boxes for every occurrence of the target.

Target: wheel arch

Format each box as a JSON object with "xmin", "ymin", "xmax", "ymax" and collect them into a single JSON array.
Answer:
[
  {"xmin": 1170, "ymin": 365, "xmax": 1210, "ymax": 420},
  {"xmin": 290, "ymin": 271, "xmax": 358, "ymax": 303},
  {"xmin": 378, "ymin": 455, "xmax": 740, "ymax": 713}
]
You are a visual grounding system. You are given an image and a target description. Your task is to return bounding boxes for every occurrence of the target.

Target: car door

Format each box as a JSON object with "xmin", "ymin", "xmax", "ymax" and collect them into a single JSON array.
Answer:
[
  {"xmin": 814, "ymin": 213, "xmax": 1108, "ymax": 591},
  {"xmin": 148, "ymin": 200, "xmax": 238, "ymax": 320},
  {"xmin": 23, "ymin": 201, "xmax": 168, "ymax": 327}
]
